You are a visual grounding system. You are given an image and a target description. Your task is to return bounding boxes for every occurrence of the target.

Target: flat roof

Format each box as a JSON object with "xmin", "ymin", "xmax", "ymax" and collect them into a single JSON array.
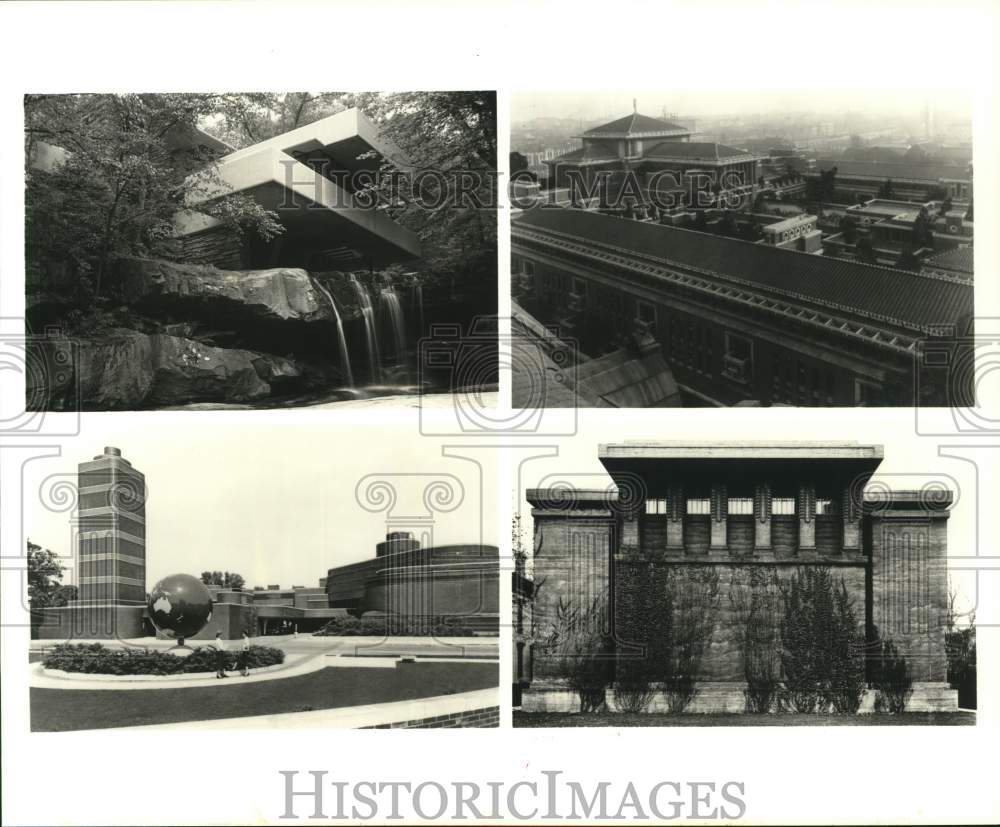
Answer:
[{"xmin": 599, "ymin": 442, "xmax": 883, "ymax": 460}]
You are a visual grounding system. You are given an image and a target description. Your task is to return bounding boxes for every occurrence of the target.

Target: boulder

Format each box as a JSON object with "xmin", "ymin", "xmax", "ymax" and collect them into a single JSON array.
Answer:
[
  {"xmin": 110, "ymin": 259, "xmax": 342, "ymax": 324},
  {"xmin": 27, "ymin": 328, "xmax": 300, "ymax": 410}
]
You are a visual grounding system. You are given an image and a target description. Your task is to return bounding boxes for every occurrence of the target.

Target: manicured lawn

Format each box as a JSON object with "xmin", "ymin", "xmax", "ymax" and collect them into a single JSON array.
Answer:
[
  {"xmin": 32, "ymin": 661, "xmax": 498, "ymax": 732},
  {"xmin": 514, "ymin": 711, "xmax": 975, "ymax": 727}
]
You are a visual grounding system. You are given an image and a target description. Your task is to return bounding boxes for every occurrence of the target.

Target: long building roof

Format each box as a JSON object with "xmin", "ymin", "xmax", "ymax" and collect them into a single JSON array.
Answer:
[
  {"xmin": 512, "ymin": 207, "xmax": 973, "ymax": 336},
  {"xmin": 813, "ymin": 158, "xmax": 972, "ymax": 183}
]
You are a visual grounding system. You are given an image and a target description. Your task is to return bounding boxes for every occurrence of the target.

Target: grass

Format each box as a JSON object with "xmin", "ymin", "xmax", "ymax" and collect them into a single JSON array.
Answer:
[
  {"xmin": 32, "ymin": 661, "xmax": 498, "ymax": 732},
  {"xmin": 514, "ymin": 711, "xmax": 975, "ymax": 727}
]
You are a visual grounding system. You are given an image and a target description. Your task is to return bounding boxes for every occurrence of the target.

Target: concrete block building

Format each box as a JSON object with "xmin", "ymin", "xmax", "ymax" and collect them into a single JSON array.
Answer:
[{"xmin": 520, "ymin": 442, "xmax": 957, "ymax": 713}]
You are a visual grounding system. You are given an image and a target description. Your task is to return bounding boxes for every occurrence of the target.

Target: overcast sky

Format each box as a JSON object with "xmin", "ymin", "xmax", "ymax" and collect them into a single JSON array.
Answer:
[
  {"xmin": 24, "ymin": 419, "xmax": 498, "ymax": 590},
  {"xmin": 511, "ymin": 89, "xmax": 972, "ymax": 125},
  {"xmin": 512, "ymin": 413, "xmax": 988, "ymax": 623}
]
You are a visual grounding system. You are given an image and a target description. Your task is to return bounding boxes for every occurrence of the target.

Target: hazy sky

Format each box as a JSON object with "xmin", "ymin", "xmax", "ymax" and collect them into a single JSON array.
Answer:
[
  {"xmin": 511, "ymin": 89, "xmax": 973, "ymax": 125},
  {"xmin": 24, "ymin": 419, "xmax": 499, "ymax": 589}
]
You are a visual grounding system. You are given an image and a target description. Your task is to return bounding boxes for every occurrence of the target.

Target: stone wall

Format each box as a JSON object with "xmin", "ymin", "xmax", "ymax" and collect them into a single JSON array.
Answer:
[
  {"xmin": 363, "ymin": 706, "xmax": 499, "ymax": 729},
  {"xmin": 870, "ymin": 510, "xmax": 950, "ymax": 682}
]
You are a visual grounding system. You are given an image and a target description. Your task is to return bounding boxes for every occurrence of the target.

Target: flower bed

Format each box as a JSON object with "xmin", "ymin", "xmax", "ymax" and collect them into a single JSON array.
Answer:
[{"xmin": 42, "ymin": 642, "xmax": 284, "ymax": 675}]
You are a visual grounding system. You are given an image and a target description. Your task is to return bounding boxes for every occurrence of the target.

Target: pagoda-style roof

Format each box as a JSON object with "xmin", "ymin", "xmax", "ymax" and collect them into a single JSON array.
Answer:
[{"xmin": 580, "ymin": 112, "xmax": 690, "ymax": 140}]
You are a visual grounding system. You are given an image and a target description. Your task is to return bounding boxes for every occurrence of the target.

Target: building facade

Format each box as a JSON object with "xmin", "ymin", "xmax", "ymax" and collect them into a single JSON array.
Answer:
[
  {"xmin": 512, "ymin": 206, "xmax": 973, "ymax": 406},
  {"xmin": 545, "ymin": 111, "xmax": 762, "ymax": 211},
  {"xmin": 520, "ymin": 442, "xmax": 958, "ymax": 714},
  {"xmin": 326, "ymin": 533, "xmax": 500, "ymax": 634},
  {"xmin": 38, "ymin": 447, "xmax": 149, "ymax": 639}
]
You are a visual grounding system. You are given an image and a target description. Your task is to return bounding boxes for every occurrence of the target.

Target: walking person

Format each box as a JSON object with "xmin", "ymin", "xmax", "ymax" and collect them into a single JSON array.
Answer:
[
  {"xmin": 213, "ymin": 631, "xmax": 228, "ymax": 679},
  {"xmin": 239, "ymin": 631, "xmax": 251, "ymax": 677}
]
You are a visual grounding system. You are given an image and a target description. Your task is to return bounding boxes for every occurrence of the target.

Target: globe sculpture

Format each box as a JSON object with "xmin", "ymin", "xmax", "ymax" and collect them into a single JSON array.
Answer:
[{"xmin": 147, "ymin": 573, "xmax": 214, "ymax": 642}]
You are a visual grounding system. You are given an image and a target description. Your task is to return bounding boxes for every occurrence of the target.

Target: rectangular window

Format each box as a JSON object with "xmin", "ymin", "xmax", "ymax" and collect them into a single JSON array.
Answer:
[
  {"xmin": 816, "ymin": 499, "xmax": 837, "ymax": 515},
  {"xmin": 728, "ymin": 497, "xmax": 754, "ymax": 515},
  {"xmin": 772, "ymin": 497, "xmax": 796, "ymax": 515},
  {"xmin": 644, "ymin": 498, "xmax": 667, "ymax": 515},
  {"xmin": 686, "ymin": 498, "xmax": 711, "ymax": 515},
  {"xmin": 723, "ymin": 332, "xmax": 753, "ymax": 384}
]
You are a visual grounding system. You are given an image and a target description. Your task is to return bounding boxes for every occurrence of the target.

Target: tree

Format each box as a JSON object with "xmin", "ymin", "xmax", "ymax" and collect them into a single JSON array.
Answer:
[
  {"xmin": 200, "ymin": 570, "xmax": 245, "ymax": 589},
  {"xmin": 945, "ymin": 584, "xmax": 977, "ymax": 709},
  {"xmin": 27, "ymin": 540, "xmax": 67, "ymax": 636},
  {"xmin": 337, "ymin": 91, "xmax": 497, "ymax": 279},
  {"xmin": 510, "ymin": 151, "xmax": 529, "ymax": 176},
  {"xmin": 839, "ymin": 214, "xmax": 858, "ymax": 244},
  {"xmin": 25, "ymin": 94, "xmax": 283, "ymax": 310},
  {"xmin": 855, "ymin": 235, "xmax": 878, "ymax": 265}
]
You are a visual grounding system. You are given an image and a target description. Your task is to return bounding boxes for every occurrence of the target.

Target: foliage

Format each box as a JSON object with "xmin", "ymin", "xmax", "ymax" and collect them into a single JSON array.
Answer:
[
  {"xmin": 945, "ymin": 587, "xmax": 977, "ymax": 709},
  {"xmin": 869, "ymin": 634, "xmax": 913, "ymax": 714},
  {"xmin": 614, "ymin": 564, "xmax": 670, "ymax": 714},
  {"xmin": 25, "ymin": 93, "xmax": 283, "ymax": 311},
  {"xmin": 779, "ymin": 567, "xmax": 865, "ymax": 713},
  {"xmin": 729, "ymin": 567, "xmax": 783, "ymax": 713},
  {"xmin": 200, "ymin": 570, "xmax": 245, "ymax": 590},
  {"xmin": 42, "ymin": 642, "xmax": 284, "ymax": 675},
  {"xmin": 546, "ymin": 593, "xmax": 613, "ymax": 712},
  {"xmin": 659, "ymin": 566, "xmax": 720, "ymax": 712},
  {"xmin": 337, "ymin": 91, "xmax": 497, "ymax": 279},
  {"xmin": 27, "ymin": 540, "xmax": 68, "ymax": 637},
  {"xmin": 314, "ymin": 615, "xmax": 477, "ymax": 637}
]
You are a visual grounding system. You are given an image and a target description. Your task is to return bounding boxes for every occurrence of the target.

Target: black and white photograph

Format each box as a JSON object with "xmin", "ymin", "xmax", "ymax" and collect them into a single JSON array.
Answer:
[
  {"xmin": 1, "ymin": 1, "xmax": 998, "ymax": 826},
  {"xmin": 25, "ymin": 91, "xmax": 498, "ymax": 410},
  {"xmin": 24, "ymin": 423, "xmax": 499, "ymax": 732},
  {"xmin": 513, "ymin": 436, "xmax": 977, "ymax": 726},
  {"xmin": 510, "ymin": 90, "xmax": 974, "ymax": 408}
]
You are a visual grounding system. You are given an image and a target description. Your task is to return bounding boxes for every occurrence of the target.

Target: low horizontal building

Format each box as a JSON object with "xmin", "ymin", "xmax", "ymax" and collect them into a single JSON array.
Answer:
[
  {"xmin": 512, "ymin": 206, "xmax": 973, "ymax": 406},
  {"xmin": 326, "ymin": 533, "xmax": 500, "ymax": 634},
  {"xmin": 806, "ymin": 158, "xmax": 972, "ymax": 202}
]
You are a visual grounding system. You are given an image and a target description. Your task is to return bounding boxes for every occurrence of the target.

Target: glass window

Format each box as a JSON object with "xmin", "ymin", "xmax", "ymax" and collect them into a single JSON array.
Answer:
[
  {"xmin": 728, "ymin": 497, "xmax": 754, "ymax": 515},
  {"xmin": 686, "ymin": 498, "xmax": 711, "ymax": 515},
  {"xmin": 772, "ymin": 497, "xmax": 796, "ymax": 515}
]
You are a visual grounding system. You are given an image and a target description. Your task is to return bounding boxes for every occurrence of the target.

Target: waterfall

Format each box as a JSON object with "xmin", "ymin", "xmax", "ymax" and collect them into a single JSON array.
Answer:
[
  {"xmin": 381, "ymin": 287, "xmax": 408, "ymax": 365},
  {"xmin": 410, "ymin": 281, "xmax": 425, "ymax": 340},
  {"xmin": 312, "ymin": 279, "xmax": 354, "ymax": 386},
  {"xmin": 350, "ymin": 274, "xmax": 382, "ymax": 383}
]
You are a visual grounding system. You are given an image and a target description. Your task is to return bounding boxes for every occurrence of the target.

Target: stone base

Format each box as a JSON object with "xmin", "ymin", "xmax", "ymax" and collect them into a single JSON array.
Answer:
[
  {"xmin": 609, "ymin": 681, "xmax": 746, "ymax": 714},
  {"xmin": 520, "ymin": 681, "xmax": 586, "ymax": 713},
  {"xmin": 907, "ymin": 682, "xmax": 959, "ymax": 712}
]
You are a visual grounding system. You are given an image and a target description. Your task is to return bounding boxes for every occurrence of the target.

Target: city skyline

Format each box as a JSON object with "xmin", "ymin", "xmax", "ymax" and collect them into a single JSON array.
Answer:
[
  {"xmin": 25, "ymin": 422, "xmax": 498, "ymax": 590},
  {"xmin": 511, "ymin": 89, "xmax": 973, "ymax": 126}
]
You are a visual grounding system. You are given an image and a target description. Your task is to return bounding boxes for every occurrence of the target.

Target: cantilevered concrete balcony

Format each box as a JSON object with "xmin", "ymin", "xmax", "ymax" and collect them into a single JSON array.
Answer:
[{"xmin": 175, "ymin": 108, "xmax": 421, "ymax": 267}]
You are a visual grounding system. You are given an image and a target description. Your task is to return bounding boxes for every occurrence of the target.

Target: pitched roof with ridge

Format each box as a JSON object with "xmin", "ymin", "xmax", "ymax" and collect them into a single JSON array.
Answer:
[
  {"xmin": 513, "ymin": 207, "xmax": 972, "ymax": 335},
  {"xmin": 583, "ymin": 112, "xmax": 690, "ymax": 138}
]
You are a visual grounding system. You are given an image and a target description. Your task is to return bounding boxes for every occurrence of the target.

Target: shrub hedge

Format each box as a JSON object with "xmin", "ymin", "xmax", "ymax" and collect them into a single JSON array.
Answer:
[
  {"xmin": 42, "ymin": 642, "xmax": 284, "ymax": 675},
  {"xmin": 313, "ymin": 616, "xmax": 477, "ymax": 637}
]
